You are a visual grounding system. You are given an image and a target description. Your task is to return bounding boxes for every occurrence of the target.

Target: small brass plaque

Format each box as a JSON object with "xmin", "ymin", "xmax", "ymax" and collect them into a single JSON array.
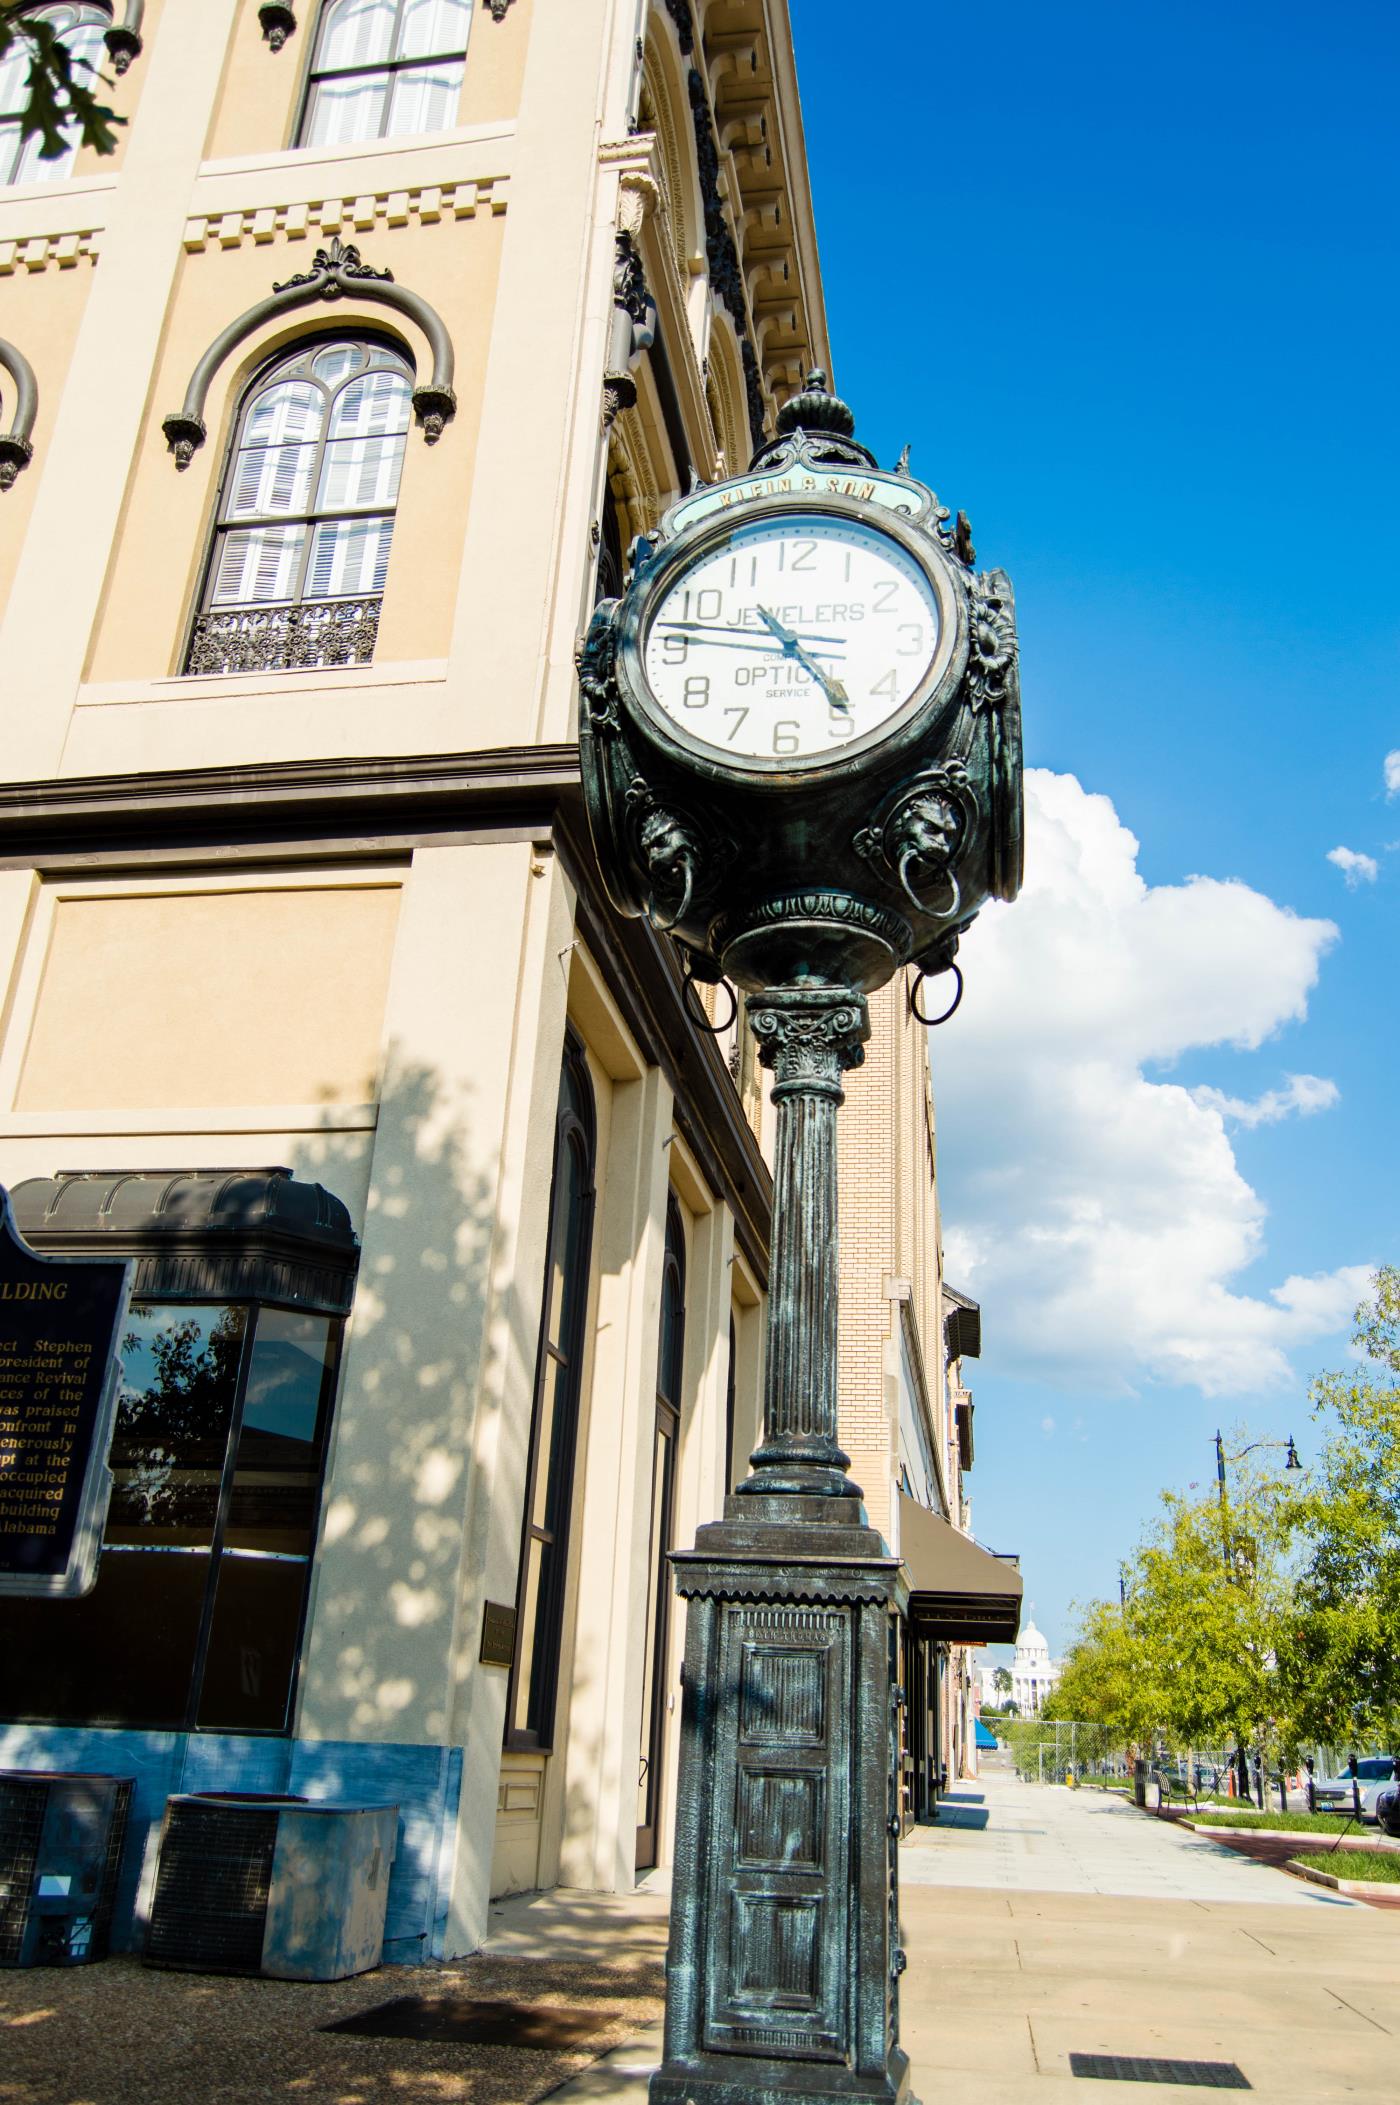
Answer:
[{"xmin": 479, "ymin": 1600, "xmax": 517, "ymax": 1668}]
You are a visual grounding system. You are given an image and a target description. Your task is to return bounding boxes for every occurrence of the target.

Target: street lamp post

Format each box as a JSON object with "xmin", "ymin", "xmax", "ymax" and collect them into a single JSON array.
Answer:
[
  {"xmin": 1213, "ymin": 1432, "xmax": 1301, "ymax": 1808},
  {"xmin": 578, "ymin": 377, "xmax": 1023, "ymax": 2105}
]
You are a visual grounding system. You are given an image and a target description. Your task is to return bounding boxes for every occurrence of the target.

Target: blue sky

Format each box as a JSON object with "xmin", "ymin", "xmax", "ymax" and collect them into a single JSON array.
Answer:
[{"xmin": 794, "ymin": 1, "xmax": 1398, "ymax": 1653}]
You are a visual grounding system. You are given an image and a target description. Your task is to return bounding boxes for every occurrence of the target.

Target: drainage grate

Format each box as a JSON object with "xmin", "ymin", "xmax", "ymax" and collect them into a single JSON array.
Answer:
[
  {"xmin": 324, "ymin": 1996, "xmax": 618, "ymax": 2048},
  {"xmin": 1071, "ymin": 2054, "xmax": 1250, "ymax": 2089}
]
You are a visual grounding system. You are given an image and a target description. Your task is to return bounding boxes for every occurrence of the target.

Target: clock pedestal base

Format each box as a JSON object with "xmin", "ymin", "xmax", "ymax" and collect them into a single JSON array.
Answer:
[{"xmin": 650, "ymin": 1496, "xmax": 913, "ymax": 2105}]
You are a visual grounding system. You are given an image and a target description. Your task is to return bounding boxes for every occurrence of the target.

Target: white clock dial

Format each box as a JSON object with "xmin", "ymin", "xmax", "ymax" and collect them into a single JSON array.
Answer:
[{"xmin": 641, "ymin": 513, "xmax": 942, "ymax": 764}]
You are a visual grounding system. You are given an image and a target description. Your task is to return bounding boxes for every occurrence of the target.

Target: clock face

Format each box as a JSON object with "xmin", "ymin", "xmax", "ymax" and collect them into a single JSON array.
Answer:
[{"xmin": 639, "ymin": 511, "xmax": 944, "ymax": 767}]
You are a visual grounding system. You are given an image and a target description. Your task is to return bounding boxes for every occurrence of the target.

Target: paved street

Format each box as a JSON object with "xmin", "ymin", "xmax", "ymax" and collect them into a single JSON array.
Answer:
[{"xmin": 900, "ymin": 1769, "xmax": 1358, "ymax": 1904}]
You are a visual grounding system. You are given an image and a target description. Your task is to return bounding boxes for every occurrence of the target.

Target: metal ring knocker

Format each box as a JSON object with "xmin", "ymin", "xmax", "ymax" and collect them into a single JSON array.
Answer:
[
  {"xmin": 681, "ymin": 961, "xmax": 739, "ymax": 1037},
  {"xmin": 908, "ymin": 961, "xmax": 964, "ymax": 1028}
]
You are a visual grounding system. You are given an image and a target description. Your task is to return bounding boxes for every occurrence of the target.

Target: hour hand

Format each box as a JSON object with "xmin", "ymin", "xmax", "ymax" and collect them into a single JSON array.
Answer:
[{"xmin": 756, "ymin": 606, "xmax": 849, "ymax": 712}]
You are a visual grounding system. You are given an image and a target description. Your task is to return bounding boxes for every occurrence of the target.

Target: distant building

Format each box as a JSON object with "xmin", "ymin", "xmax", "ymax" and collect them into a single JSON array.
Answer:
[{"xmin": 979, "ymin": 1618, "xmax": 1061, "ymax": 1716}]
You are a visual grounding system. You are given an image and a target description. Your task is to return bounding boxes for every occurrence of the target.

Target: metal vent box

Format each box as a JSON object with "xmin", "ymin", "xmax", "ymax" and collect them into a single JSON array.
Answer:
[
  {"xmin": 0, "ymin": 1770, "xmax": 134, "ymax": 1968},
  {"xmin": 145, "ymin": 1794, "xmax": 398, "ymax": 1980}
]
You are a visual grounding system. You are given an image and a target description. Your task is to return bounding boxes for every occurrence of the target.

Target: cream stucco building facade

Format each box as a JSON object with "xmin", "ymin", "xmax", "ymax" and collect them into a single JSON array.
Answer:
[{"xmin": 0, "ymin": 0, "xmax": 1015, "ymax": 1960}]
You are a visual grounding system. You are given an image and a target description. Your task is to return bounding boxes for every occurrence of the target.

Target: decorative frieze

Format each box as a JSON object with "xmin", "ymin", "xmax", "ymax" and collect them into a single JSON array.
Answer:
[{"xmin": 181, "ymin": 178, "xmax": 507, "ymax": 256}]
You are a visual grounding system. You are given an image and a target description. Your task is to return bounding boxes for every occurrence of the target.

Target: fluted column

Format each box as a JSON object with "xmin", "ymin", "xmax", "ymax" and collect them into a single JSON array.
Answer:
[{"xmin": 739, "ymin": 985, "xmax": 870, "ymax": 1499}]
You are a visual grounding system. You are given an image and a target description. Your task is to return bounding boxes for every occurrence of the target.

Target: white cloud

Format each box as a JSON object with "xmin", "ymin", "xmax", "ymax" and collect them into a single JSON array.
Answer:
[
  {"xmin": 1040, "ymin": 1416, "xmax": 1056, "ymax": 1435},
  {"xmin": 1385, "ymin": 750, "xmax": 1400, "ymax": 799},
  {"xmin": 1327, "ymin": 845, "xmax": 1379, "ymax": 887},
  {"xmin": 1190, "ymin": 1073, "xmax": 1340, "ymax": 1128},
  {"xmin": 931, "ymin": 770, "xmax": 1368, "ymax": 1398}
]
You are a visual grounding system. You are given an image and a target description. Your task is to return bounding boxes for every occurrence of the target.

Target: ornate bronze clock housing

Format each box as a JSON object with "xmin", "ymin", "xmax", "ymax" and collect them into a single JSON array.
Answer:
[{"xmin": 579, "ymin": 373, "xmax": 1023, "ymax": 995}]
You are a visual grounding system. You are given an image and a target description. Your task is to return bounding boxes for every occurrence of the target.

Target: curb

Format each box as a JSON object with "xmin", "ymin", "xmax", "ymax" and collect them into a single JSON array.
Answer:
[
  {"xmin": 1185, "ymin": 1820, "xmax": 1400, "ymax": 1851},
  {"xmin": 1284, "ymin": 1857, "xmax": 1400, "ymax": 1897}
]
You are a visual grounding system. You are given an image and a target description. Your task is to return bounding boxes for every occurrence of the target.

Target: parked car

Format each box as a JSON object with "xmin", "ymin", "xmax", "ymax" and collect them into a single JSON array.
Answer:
[{"xmin": 1312, "ymin": 1756, "xmax": 1400, "ymax": 1820}]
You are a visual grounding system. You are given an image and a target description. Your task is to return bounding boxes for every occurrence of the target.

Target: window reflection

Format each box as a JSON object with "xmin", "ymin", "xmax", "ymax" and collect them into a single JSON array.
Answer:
[
  {"xmin": 0, "ymin": 1298, "xmax": 341, "ymax": 1734},
  {"xmin": 224, "ymin": 1308, "xmax": 334, "ymax": 1554},
  {"xmin": 107, "ymin": 1305, "xmax": 247, "ymax": 1544}
]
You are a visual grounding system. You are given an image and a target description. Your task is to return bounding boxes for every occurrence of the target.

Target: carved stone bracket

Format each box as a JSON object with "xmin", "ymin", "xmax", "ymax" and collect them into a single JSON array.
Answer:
[
  {"xmin": 662, "ymin": 0, "xmax": 695, "ymax": 53},
  {"xmin": 104, "ymin": 0, "xmax": 145, "ymax": 76},
  {"xmin": 603, "ymin": 229, "xmax": 657, "ymax": 430},
  {"xmin": 0, "ymin": 337, "xmax": 39, "ymax": 492},
  {"xmin": 483, "ymin": 0, "xmax": 515, "ymax": 18},
  {"xmin": 258, "ymin": 3, "xmax": 298, "ymax": 52},
  {"xmin": 683, "ymin": 65, "xmax": 767, "ymax": 453},
  {"xmin": 162, "ymin": 237, "xmax": 459, "ymax": 467}
]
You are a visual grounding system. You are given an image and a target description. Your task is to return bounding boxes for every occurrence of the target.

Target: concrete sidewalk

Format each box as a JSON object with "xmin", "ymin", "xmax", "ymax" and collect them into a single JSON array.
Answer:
[
  {"xmin": 516, "ymin": 1769, "xmax": 1400, "ymax": 2104},
  {"xmin": 900, "ymin": 1771, "xmax": 1360, "ymax": 1904}
]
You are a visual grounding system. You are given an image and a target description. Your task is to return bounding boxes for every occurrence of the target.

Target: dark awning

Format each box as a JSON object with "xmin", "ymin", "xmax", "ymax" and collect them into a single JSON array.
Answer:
[
  {"xmin": 10, "ymin": 1168, "xmax": 358, "ymax": 1314},
  {"xmin": 899, "ymin": 1490, "xmax": 1022, "ymax": 1644}
]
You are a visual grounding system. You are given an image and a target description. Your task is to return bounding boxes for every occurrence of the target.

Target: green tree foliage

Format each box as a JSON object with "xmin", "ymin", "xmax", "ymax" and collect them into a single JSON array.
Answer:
[
  {"xmin": 998, "ymin": 1271, "xmax": 1399, "ymax": 1773},
  {"xmin": 1042, "ymin": 1598, "xmax": 1157, "ymax": 1756},
  {"xmin": 1131, "ymin": 1465, "xmax": 1300, "ymax": 1761},
  {"xmin": 1282, "ymin": 1267, "xmax": 1400, "ymax": 1749},
  {"xmin": 1043, "ymin": 1454, "xmax": 1301, "ymax": 1765},
  {"xmin": 0, "ymin": 4, "xmax": 122, "ymax": 164}
]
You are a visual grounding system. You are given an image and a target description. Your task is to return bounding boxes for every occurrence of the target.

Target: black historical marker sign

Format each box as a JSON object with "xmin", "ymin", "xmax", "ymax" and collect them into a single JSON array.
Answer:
[{"xmin": 0, "ymin": 1187, "xmax": 132, "ymax": 1598}]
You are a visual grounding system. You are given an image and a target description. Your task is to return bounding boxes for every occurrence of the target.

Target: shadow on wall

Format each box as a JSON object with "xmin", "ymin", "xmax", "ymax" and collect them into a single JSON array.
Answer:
[{"xmin": 0, "ymin": 1050, "xmax": 554, "ymax": 1962}]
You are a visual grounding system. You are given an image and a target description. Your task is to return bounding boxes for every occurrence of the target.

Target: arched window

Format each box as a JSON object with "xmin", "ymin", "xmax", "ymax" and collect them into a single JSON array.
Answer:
[
  {"xmin": 507, "ymin": 1035, "xmax": 597, "ymax": 1750},
  {"xmin": 297, "ymin": 0, "xmax": 471, "ymax": 151},
  {"xmin": 187, "ymin": 333, "xmax": 412, "ymax": 677},
  {"xmin": 0, "ymin": 4, "xmax": 110, "ymax": 186}
]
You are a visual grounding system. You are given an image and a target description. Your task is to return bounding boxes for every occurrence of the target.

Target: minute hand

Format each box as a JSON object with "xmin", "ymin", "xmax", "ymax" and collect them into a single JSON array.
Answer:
[{"xmin": 755, "ymin": 606, "xmax": 850, "ymax": 712}]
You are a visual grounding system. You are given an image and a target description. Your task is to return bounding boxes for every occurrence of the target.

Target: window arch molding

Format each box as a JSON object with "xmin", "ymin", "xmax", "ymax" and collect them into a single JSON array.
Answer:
[
  {"xmin": 0, "ymin": 336, "xmax": 38, "ymax": 490},
  {"xmin": 162, "ymin": 236, "xmax": 456, "ymax": 470}
]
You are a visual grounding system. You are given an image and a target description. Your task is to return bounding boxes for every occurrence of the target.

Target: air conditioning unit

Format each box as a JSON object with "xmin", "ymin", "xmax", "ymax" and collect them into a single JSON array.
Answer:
[
  {"xmin": 144, "ymin": 1794, "xmax": 398, "ymax": 1980},
  {"xmin": 0, "ymin": 1770, "xmax": 134, "ymax": 1968}
]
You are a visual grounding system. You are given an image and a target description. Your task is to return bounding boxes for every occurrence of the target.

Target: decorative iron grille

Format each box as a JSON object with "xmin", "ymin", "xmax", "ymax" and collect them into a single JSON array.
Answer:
[{"xmin": 184, "ymin": 595, "xmax": 382, "ymax": 677}]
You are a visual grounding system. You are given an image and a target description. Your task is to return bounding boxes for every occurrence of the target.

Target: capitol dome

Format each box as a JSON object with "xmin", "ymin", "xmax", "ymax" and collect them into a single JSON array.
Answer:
[{"xmin": 980, "ymin": 1611, "xmax": 1062, "ymax": 1718}]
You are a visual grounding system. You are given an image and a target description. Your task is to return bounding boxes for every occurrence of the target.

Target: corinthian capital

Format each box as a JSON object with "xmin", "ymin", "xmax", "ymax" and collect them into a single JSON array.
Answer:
[{"xmin": 749, "ymin": 986, "xmax": 870, "ymax": 1100}]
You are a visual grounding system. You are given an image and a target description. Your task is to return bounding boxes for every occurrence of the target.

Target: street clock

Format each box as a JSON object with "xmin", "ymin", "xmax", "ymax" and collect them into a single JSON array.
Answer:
[{"xmin": 578, "ymin": 371, "xmax": 1023, "ymax": 995}]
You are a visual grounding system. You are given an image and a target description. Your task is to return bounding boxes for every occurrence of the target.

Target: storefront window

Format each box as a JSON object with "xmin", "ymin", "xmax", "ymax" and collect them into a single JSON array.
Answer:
[
  {"xmin": 0, "ymin": 1301, "xmax": 340, "ymax": 1734},
  {"xmin": 507, "ymin": 1035, "xmax": 596, "ymax": 1750}
]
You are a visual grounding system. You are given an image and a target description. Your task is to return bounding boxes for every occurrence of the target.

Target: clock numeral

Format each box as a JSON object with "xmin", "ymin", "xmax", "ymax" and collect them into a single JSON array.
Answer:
[
  {"xmin": 773, "ymin": 720, "xmax": 802, "ymax": 755},
  {"xmin": 662, "ymin": 632, "xmax": 688, "ymax": 666},
  {"xmin": 896, "ymin": 622, "xmax": 924, "ymax": 657},
  {"xmin": 827, "ymin": 705, "xmax": 854, "ymax": 740},
  {"xmin": 723, "ymin": 706, "xmax": 749, "ymax": 742},
  {"xmin": 789, "ymin": 538, "xmax": 816, "ymax": 573},
  {"xmin": 872, "ymin": 581, "xmax": 898, "ymax": 614},
  {"xmin": 681, "ymin": 675, "xmax": 710, "ymax": 709},
  {"xmin": 696, "ymin": 587, "xmax": 723, "ymax": 621},
  {"xmin": 870, "ymin": 669, "xmax": 900, "ymax": 702}
]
